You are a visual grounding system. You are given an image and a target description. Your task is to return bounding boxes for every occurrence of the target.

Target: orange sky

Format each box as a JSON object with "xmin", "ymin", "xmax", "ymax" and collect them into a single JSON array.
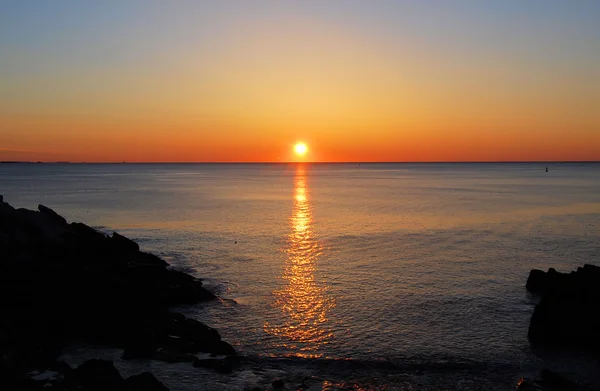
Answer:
[{"xmin": 1, "ymin": 2, "xmax": 599, "ymax": 162}]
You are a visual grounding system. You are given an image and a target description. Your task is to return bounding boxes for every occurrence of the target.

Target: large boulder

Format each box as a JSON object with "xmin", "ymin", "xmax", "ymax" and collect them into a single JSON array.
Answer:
[
  {"xmin": 122, "ymin": 312, "xmax": 236, "ymax": 361},
  {"xmin": 527, "ymin": 264, "xmax": 600, "ymax": 351},
  {"xmin": 161, "ymin": 313, "xmax": 236, "ymax": 356}
]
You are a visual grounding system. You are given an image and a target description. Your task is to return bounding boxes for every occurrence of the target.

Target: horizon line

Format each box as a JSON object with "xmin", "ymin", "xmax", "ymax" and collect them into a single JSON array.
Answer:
[{"xmin": 2, "ymin": 160, "xmax": 599, "ymax": 165}]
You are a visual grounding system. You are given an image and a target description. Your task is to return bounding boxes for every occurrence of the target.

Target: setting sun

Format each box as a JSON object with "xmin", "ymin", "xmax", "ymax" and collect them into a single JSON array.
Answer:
[{"xmin": 294, "ymin": 143, "xmax": 308, "ymax": 156}]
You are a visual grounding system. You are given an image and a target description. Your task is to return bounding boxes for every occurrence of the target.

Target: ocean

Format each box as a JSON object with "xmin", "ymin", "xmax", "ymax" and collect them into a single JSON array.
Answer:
[{"xmin": 2, "ymin": 162, "xmax": 600, "ymax": 390}]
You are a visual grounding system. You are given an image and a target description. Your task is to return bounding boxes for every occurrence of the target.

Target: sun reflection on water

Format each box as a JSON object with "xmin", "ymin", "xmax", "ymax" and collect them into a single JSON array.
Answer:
[{"xmin": 264, "ymin": 165, "xmax": 335, "ymax": 357}]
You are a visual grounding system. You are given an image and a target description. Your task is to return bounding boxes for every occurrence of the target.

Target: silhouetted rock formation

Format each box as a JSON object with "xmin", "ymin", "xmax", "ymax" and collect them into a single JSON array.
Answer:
[
  {"xmin": 526, "ymin": 264, "xmax": 600, "ymax": 351},
  {"xmin": 0, "ymin": 196, "xmax": 235, "ymax": 389}
]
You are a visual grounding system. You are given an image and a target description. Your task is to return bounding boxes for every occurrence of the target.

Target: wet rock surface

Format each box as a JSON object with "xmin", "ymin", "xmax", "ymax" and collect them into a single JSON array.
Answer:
[{"xmin": 0, "ymin": 197, "xmax": 235, "ymax": 389}]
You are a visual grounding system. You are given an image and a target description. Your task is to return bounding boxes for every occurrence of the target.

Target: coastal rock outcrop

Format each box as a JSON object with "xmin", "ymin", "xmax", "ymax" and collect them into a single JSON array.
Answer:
[
  {"xmin": 526, "ymin": 264, "xmax": 600, "ymax": 351},
  {"xmin": 18, "ymin": 358, "xmax": 169, "ymax": 391},
  {"xmin": 0, "ymin": 196, "xmax": 235, "ymax": 388}
]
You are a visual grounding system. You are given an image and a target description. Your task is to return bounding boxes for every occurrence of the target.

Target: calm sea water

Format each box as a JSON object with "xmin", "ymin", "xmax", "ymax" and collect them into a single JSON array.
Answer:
[{"xmin": 2, "ymin": 162, "xmax": 600, "ymax": 390}]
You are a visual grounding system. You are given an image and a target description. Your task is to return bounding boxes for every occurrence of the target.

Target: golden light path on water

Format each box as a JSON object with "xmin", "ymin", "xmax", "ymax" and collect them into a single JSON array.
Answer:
[{"xmin": 264, "ymin": 165, "xmax": 335, "ymax": 358}]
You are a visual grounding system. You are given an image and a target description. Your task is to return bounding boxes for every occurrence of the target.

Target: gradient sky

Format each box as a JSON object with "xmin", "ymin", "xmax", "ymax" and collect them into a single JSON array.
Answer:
[{"xmin": 1, "ymin": 1, "xmax": 599, "ymax": 162}]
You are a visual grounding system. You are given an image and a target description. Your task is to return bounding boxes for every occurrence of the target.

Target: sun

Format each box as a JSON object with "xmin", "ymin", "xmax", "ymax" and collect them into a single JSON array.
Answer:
[{"xmin": 294, "ymin": 142, "xmax": 308, "ymax": 156}]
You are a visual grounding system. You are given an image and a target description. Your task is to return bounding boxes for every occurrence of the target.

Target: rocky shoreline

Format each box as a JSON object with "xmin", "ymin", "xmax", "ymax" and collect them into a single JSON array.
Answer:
[
  {"xmin": 2, "ymin": 195, "xmax": 599, "ymax": 390},
  {"xmin": 0, "ymin": 196, "xmax": 235, "ymax": 390}
]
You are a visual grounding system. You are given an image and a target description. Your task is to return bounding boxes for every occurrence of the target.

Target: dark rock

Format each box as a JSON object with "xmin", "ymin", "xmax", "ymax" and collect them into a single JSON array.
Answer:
[
  {"xmin": 131, "ymin": 252, "xmax": 169, "ymax": 270},
  {"xmin": 0, "ymin": 195, "xmax": 15, "ymax": 214},
  {"xmin": 540, "ymin": 369, "xmax": 578, "ymax": 391},
  {"xmin": 160, "ymin": 314, "xmax": 236, "ymax": 356},
  {"xmin": 112, "ymin": 231, "xmax": 140, "ymax": 252},
  {"xmin": 272, "ymin": 378, "xmax": 285, "ymax": 388},
  {"xmin": 9, "ymin": 207, "xmax": 67, "ymax": 241},
  {"xmin": 159, "ymin": 269, "xmax": 216, "ymax": 305},
  {"xmin": 68, "ymin": 222, "xmax": 107, "ymax": 242},
  {"xmin": 72, "ymin": 359, "xmax": 123, "ymax": 391},
  {"xmin": 527, "ymin": 264, "xmax": 600, "ymax": 351},
  {"xmin": 0, "ymin": 199, "xmax": 234, "ymax": 384},
  {"xmin": 526, "ymin": 269, "xmax": 547, "ymax": 293},
  {"xmin": 122, "ymin": 328, "xmax": 157, "ymax": 360},
  {"xmin": 38, "ymin": 204, "xmax": 67, "ymax": 226},
  {"xmin": 122, "ymin": 372, "xmax": 169, "ymax": 391}
]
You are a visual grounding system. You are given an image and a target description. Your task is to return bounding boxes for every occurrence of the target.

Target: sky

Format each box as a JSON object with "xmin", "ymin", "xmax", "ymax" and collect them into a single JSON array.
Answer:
[{"xmin": 1, "ymin": 1, "xmax": 599, "ymax": 162}]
